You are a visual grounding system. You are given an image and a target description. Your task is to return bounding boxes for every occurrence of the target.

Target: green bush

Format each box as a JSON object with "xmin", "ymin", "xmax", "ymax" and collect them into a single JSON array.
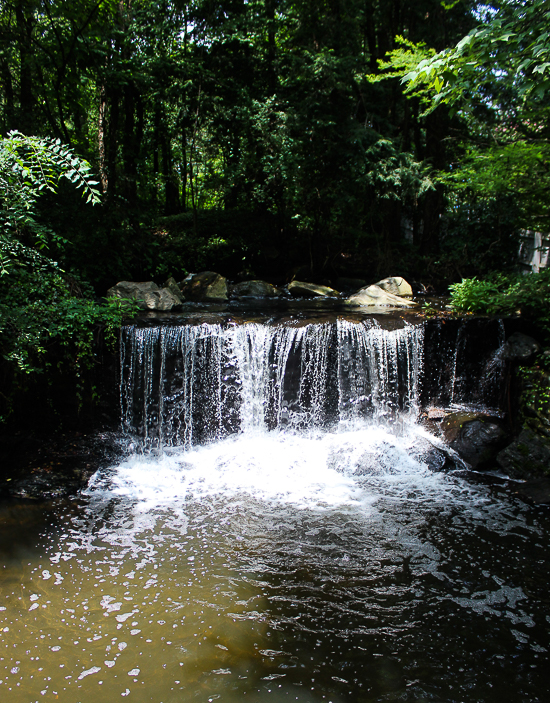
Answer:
[
  {"xmin": 0, "ymin": 238, "xmax": 138, "ymax": 420},
  {"xmin": 449, "ymin": 270, "xmax": 550, "ymax": 341}
]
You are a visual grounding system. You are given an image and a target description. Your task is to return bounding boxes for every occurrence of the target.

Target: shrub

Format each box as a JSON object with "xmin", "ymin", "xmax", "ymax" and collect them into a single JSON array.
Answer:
[{"xmin": 449, "ymin": 270, "xmax": 550, "ymax": 341}]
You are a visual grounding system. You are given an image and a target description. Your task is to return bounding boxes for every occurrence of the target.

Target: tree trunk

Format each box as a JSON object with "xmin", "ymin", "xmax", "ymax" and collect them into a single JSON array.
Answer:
[
  {"xmin": 135, "ymin": 91, "xmax": 144, "ymax": 199},
  {"xmin": 153, "ymin": 102, "xmax": 161, "ymax": 205},
  {"xmin": 15, "ymin": 0, "xmax": 34, "ymax": 134},
  {"xmin": 122, "ymin": 84, "xmax": 138, "ymax": 206},
  {"xmin": 180, "ymin": 127, "xmax": 188, "ymax": 212},
  {"xmin": 0, "ymin": 59, "xmax": 15, "ymax": 131},
  {"xmin": 266, "ymin": 0, "xmax": 277, "ymax": 95},
  {"xmin": 162, "ymin": 129, "xmax": 179, "ymax": 215},
  {"xmin": 418, "ymin": 108, "xmax": 448, "ymax": 256},
  {"xmin": 107, "ymin": 88, "xmax": 119, "ymax": 197},
  {"xmin": 364, "ymin": 2, "xmax": 377, "ymax": 71},
  {"xmin": 98, "ymin": 83, "xmax": 109, "ymax": 194}
]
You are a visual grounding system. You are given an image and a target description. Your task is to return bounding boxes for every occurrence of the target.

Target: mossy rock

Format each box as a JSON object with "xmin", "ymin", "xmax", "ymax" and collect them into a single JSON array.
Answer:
[
  {"xmin": 449, "ymin": 419, "xmax": 508, "ymax": 469},
  {"xmin": 441, "ymin": 412, "xmax": 479, "ymax": 444}
]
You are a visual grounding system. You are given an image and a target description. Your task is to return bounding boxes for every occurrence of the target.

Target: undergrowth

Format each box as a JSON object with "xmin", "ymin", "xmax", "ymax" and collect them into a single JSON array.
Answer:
[{"xmin": 449, "ymin": 270, "xmax": 550, "ymax": 342}]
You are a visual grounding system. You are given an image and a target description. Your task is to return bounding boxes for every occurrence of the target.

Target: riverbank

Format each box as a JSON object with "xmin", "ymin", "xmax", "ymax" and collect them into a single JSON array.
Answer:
[{"xmin": 0, "ymin": 428, "xmax": 126, "ymax": 500}]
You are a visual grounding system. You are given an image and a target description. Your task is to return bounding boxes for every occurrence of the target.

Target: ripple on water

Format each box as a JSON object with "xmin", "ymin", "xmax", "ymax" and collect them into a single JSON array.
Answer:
[{"xmin": 0, "ymin": 424, "xmax": 549, "ymax": 702}]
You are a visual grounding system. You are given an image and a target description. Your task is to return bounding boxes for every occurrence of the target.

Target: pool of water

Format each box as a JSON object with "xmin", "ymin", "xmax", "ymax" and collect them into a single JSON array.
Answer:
[{"xmin": 1, "ymin": 422, "xmax": 549, "ymax": 702}]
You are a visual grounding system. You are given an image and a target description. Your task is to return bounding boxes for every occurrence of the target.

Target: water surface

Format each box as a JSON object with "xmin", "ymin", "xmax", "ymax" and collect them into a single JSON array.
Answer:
[{"xmin": 1, "ymin": 423, "xmax": 549, "ymax": 702}]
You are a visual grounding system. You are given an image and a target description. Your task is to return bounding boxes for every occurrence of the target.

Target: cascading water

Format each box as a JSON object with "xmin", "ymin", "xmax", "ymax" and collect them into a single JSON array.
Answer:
[
  {"xmin": 2, "ymin": 312, "xmax": 549, "ymax": 703},
  {"xmin": 336, "ymin": 319, "xmax": 424, "ymax": 425},
  {"xmin": 120, "ymin": 318, "xmax": 425, "ymax": 449},
  {"xmin": 422, "ymin": 317, "xmax": 506, "ymax": 410}
]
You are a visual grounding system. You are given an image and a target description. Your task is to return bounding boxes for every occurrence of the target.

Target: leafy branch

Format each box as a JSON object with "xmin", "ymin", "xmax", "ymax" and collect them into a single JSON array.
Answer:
[{"xmin": 0, "ymin": 130, "xmax": 101, "ymax": 250}]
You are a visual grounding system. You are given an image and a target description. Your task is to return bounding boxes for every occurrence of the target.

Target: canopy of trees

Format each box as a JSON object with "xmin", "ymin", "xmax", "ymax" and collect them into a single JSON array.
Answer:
[
  {"xmin": 0, "ymin": 0, "xmax": 547, "ymax": 284},
  {"xmin": 4, "ymin": 0, "xmax": 529, "ymax": 287}
]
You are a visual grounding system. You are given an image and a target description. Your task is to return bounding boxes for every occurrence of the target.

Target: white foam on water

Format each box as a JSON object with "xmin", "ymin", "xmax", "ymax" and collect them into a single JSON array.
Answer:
[{"xmin": 86, "ymin": 421, "xmax": 474, "ymax": 518}]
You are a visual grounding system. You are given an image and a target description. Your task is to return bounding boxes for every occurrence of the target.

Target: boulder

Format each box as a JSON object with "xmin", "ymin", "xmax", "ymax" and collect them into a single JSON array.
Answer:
[
  {"xmin": 502, "ymin": 332, "xmax": 541, "ymax": 362},
  {"xmin": 180, "ymin": 271, "xmax": 228, "ymax": 301},
  {"xmin": 375, "ymin": 276, "xmax": 413, "ymax": 298},
  {"xmin": 441, "ymin": 411, "xmax": 480, "ymax": 443},
  {"xmin": 407, "ymin": 435, "xmax": 453, "ymax": 472},
  {"xmin": 426, "ymin": 407, "xmax": 446, "ymax": 421},
  {"xmin": 449, "ymin": 419, "xmax": 508, "ymax": 469},
  {"xmin": 163, "ymin": 276, "xmax": 184, "ymax": 303},
  {"xmin": 346, "ymin": 285, "xmax": 415, "ymax": 308},
  {"xmin": 497, "ymin": 427, "xmax": 550, "ymax": 479},
  {"xmin": 107, "ymin": 281, "xmax": 182, "ymax": 311},
  {"xmin": 287, "ymin": 281, "xmax": 339, "ymax": 298},
  {"xmin": 231, "ymin": 280, "xmax": 283, "ymax": 298}
]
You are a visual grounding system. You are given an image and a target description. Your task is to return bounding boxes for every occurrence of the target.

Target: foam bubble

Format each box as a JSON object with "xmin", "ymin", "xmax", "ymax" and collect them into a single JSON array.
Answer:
[{"xmin": 86, "ymin": 422, "xmax": 469, "ymax": 518}]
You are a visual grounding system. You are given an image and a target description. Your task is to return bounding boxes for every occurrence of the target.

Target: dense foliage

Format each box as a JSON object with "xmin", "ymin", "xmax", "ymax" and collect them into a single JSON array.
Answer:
[
  {"xmin": 399, "ymin": 0, "xmax": 550, "ymax": 238},
  {"xmin": 0, "ymin": 0, "xmax": 485, "ymax": 284},
  {"xmin": 449, "ymin": 270, "xmax": 550, "ymax": 342},
  {"xmin": 0, "ymin": 132, "xmax": 136, "ymax": 422},
  {"xmin": 0, "ymin": 1, "xmax": 547, "ymax": 286}
]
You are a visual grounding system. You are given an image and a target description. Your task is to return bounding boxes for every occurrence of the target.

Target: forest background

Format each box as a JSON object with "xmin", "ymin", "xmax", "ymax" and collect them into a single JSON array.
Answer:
[{"xmin": 0, "ymin": 0, "xmax": 549, "ymax": 425}]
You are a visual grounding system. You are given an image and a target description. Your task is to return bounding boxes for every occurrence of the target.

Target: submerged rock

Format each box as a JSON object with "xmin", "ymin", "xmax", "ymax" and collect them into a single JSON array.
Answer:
[
  {"xmin": 107, "ymin": 281, "xmax": 182, "ymax": 311},
  {"xmin": 514, "ymin": 477, "xmax": 550, "ymax": 505},
  {"xmin": 0, "ymin": 431, "xmax": 125, "ymax": 500},
  {"xmin": 497, "ymin": 427, "xmax": 550, "ymax": 479},
  {"xmin": 375, "ymin": 276, "xmax": 413, "ymax": 298},
  {"xmin": 180, "ymin": 271, "xmax": 228, "ymax": 301},
  {"xmin": 230, "ymin": 280, "xmax": 283, "ymax": 298},
  {"xmin": 346, "ymin": 285, "xmax": 415, "ymax": 308},
  {"xmin": 408, "ymin": 435, "xmax": 454, "ymax": 472},
  {"xmin": 288, "ymin": 281, "xmax": 339, "ymax": 298}
]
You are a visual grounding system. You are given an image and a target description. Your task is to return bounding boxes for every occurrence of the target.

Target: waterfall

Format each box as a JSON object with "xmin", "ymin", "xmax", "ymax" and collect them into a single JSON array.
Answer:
[
  {"xmin": 421, "ymin": 317, "xmax": 506, "ymax": 410},
  {"xmin": 120, "ymin": 319, "xmax": 425, "ymax": 448},
  {"xmin": 337, "ymin": 319, "xmax": 424, "ymax": 424}
]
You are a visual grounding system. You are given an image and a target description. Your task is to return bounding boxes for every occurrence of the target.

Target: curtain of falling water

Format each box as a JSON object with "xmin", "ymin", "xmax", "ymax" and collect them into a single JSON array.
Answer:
[
  {"xmin": 337, "ymin": 319, "xmax": 424, "ymax": 424},
  {"xmin": 120, "ymin": 320, "xmax": 425, "ymax": 449}
]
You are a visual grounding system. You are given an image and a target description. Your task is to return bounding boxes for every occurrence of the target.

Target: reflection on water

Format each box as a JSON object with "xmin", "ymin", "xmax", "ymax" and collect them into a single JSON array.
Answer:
[{"xmin": 1, "ymin": 424, "xmax": 549, "ymax": 702}]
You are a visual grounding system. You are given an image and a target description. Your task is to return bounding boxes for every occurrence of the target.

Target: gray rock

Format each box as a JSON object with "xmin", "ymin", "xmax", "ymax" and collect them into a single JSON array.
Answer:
[
  {"xmin": 180, "ymin": 271, "xmax": 228, "ymax": 301},
  {"xmin": 288, "ymin": 281, "xmax": 339, "ymax": 298},
  {"xmin": 375, "ymin": 276, "xmax": 413, "ymax": 298},
  {"xmin": 107, "ymin": 281, "xmax": 182, "ymax": 311},
  {"xmin": 346, "ymin": 285, "xmax": 415, "ymax": 308},
  {"xmin": 450, "ymin": 419, "xmax": 508, "ymax": 469},
  {"xmin": 408, "ymin": 435, "xmax": 452, "ymax": 472},
  {"xmin": 163, "ymin": 276, "xmax": 184, "ymax": 303},
  {"xmin": 497, "ymin": 428, "xmax": 550, "ymax": 479},
  {"xmin": 441, "ymin": 412, "xmax": 482, "ymax": 444},
  {"xmin": 426, "ymin": 408, "xmax": 446, "ymax": 420},
  {"xmin": 502, "ymin": 332, "xmax": 540, "ymax": 362},
  {"xmin": 231, "ymin": 280, "xmax": 282, "ymax": 298}
]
